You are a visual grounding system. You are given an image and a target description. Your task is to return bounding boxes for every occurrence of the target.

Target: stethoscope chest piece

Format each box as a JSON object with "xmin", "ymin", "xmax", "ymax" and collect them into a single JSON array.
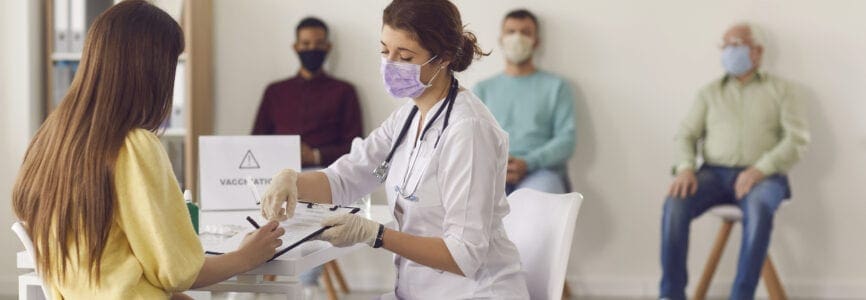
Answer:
[{"xmin": 373, "ymin": 161, "xmax": 391, "ymax": 183}]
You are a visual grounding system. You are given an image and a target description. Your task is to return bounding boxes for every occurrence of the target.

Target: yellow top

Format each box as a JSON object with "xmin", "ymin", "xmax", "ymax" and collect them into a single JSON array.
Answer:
[{"xmin": 49, "ymin": 129, "xmax": 204, "ymax": 299}]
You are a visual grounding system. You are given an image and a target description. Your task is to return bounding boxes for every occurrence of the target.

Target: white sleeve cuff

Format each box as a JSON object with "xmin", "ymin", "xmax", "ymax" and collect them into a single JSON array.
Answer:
[
  {"xmin": 443, "ymin": 235, "xmax": 481, "ymax": 279},
  {"xmin": 321, "ymin": 168, "xmax": 349, "ymax": 206}
]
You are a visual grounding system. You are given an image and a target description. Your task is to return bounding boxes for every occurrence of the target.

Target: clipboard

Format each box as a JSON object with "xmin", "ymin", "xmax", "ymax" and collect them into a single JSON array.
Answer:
[{"xmin": 205, "ymin": 202, "xmax": 360, "ymax": 261}]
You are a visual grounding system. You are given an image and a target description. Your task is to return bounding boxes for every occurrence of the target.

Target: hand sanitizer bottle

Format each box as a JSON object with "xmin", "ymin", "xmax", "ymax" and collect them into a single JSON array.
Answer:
[{"xmin": 184, "ymin": 189, "xmax": 199, "ymax": 234}]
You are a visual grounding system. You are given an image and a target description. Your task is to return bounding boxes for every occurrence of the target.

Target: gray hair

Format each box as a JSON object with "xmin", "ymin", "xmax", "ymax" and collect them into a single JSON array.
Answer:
[{"xmin": 730, "ymin": 21, "xmax": 767, "ymax": 48}]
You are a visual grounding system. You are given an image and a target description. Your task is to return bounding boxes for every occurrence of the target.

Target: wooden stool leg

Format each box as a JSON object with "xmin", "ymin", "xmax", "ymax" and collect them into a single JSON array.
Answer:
[
  {"xmin": 562, "ymin": 282, "xmax": 572, "ymax": 299},
  {"xmin": 322, "ymin": 265, "xmax": 338, "ymax": 300},
  {"xmin": 327, "ymin": 261, "xmax": 350, "ymax": 293},
  {"xmin": 762, "ymin": 255, "xmax": 787, "ymax": 300},
  {"xmin": 694, "ymin": 220, "xmax": 735, "ymax": 300}
]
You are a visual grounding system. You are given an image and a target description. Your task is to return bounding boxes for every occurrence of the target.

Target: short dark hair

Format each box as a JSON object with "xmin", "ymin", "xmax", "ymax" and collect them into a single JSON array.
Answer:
[
  {"xmin": 503, "ymin": 9, "xmax": 539, "ymax": 31},
  {"xmin": 296, "ymin": 17, "xmax": 329, "ymax": 40}
]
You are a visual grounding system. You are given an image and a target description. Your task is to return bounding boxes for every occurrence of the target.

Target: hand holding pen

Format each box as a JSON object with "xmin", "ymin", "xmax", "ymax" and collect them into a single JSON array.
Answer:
[{"xmin": 234, "ymin": 217, "xmax": 284, "ymax": 270}]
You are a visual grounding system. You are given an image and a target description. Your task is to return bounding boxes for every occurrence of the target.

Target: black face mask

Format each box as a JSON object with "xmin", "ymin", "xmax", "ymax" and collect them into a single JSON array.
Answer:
[{"xmin": 297, "ymin": 50, "xmax": 327, "ymax": 72}]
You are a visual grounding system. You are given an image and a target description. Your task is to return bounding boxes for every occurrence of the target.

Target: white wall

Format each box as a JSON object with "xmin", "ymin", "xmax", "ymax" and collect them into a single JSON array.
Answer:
[
  {"xmin": 212, "ymin": 0, "xmax": 866, "ymax": 298},
  {"xmin": 0, "ymin": 0, "xmax": 43, "ymax": 297}
]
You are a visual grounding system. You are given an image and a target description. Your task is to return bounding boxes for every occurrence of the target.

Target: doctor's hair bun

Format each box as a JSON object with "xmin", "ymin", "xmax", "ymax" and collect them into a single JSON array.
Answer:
[
  {"xmin": 452, "ymin": 31, "xmax": 488, "ymax": 72},
  {"xmin": 383, "ymin": 0, "xmax": 489, "ymax": 73}
]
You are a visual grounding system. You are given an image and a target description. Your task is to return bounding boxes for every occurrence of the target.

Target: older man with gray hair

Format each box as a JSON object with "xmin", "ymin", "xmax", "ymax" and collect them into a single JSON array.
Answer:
[{"xmin": 659, "ymin": 23, "xmax": 810, "ymax": 300}]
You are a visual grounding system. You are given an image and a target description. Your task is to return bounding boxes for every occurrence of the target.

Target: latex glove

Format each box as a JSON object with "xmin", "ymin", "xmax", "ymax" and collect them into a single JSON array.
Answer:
[
  {"xmin": 261, "ymin": 169, "xmax": 299, "ymax": 221},
  {"xmin": 319, "ymin": 214, "xmax": 381, "ymax": 248}
]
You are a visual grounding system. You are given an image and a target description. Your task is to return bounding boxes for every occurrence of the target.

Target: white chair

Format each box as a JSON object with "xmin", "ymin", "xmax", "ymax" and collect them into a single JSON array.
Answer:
[
  {"xmin": 503, "ymin": 189, "xmax": 584, "ymax": 300},
  {"xmin": 12, "ymin": 222, "xmax": 52, "ymax": 300},
  {"xmin": 694, "ymin": 204, "xmax": 787, "ymax": 300}
]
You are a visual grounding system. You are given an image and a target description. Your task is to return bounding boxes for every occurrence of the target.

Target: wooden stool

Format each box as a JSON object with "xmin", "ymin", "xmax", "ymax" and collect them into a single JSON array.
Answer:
[
  {"xmin": 321, "ymin": 260, "xmax": 350, "ymax": 300},
  {"xmin": 694, "ymin": 205, "xmax": 787, "ymax": 300},
  {"xmin": 263, "ymin": 261, "xmax": 349, "ymax": 300}
]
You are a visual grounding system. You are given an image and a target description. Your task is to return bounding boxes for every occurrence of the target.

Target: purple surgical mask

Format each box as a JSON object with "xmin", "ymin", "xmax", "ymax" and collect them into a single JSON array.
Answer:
[{"xmin": 381, "ymin": 55, "xmax": 443, "ymax": 99}]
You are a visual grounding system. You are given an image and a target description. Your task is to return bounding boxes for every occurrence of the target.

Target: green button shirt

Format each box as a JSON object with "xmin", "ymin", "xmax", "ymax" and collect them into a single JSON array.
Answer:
[{"xmin": 674, "ymin": 73, "xmax": 810, "ymax": 176}]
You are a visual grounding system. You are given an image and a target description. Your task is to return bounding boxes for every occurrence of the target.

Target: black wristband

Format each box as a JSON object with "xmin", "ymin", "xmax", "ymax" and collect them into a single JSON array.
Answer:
[{"xmin": 373, "ymin": 224, "xmax": 385, "ymax": 248}]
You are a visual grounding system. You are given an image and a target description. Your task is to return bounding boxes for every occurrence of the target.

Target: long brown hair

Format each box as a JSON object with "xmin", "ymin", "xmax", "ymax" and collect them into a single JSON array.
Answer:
[
  {"xmin": 12, "ymin": 0, "xmax": 183, "ymax": 284},
  {"xmin": 383, "ymin": 0, "xmax": 488, "ymax": 72}
]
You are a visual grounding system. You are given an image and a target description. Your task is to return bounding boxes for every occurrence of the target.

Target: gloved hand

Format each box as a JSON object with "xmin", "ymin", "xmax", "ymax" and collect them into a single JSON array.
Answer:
[
  {"xmin": 319, "ymin": 214, "xmax": 381, "ymax": 248},
  {"xmin": 261, "ymin": 169, "xmax": 299, "ymax": 221}
]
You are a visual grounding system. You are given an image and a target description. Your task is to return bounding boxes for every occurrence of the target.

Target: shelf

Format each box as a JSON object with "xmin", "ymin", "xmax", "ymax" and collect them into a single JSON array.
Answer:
[
  {"xmin": 44, "ymin": 0, "xmax": 212, "ymax": 196},
  {"xmin": 162, "ymin": 128, "xmax": 187, "ymax": 138},
  {"xmin": 52, "ymin": 52, "xmax": 189, "ymax": 62},
  {"xmin": 51, "ymin": 52, "xmax": 82, "ymax": 61}
]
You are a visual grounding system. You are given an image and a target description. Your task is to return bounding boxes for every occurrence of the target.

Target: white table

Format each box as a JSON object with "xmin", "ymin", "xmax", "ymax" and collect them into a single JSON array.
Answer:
[{"xmin": 16, "ymin": 204, "xmax": 392, "ymax": 300}]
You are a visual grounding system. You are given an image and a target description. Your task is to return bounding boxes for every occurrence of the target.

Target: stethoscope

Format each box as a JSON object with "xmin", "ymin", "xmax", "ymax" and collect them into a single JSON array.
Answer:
[{"xmin": 372, "ymin": 76, "xmax": 459, "ymax": 201}]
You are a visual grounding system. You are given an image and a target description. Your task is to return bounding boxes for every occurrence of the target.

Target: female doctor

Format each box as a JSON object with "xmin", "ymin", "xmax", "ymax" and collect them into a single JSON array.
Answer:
[{"xmin": 261, "ymin": 0, "xmax": 529, "ymax": 298}]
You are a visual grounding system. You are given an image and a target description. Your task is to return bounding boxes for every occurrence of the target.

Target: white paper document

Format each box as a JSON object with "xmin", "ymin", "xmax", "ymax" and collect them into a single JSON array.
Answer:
[{"xmin": 204, "ymin": 202, "xmax": 359, "ymax": 260}]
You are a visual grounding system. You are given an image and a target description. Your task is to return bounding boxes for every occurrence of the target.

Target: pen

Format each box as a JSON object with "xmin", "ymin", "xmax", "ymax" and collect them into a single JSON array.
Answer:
[
  {"xmin": 246, "ymin": 216, "xmax": 261, "ymax": 229},
  {"xmin": 246, "ymin": 176, "xmax": 261, "ymax": 205}
]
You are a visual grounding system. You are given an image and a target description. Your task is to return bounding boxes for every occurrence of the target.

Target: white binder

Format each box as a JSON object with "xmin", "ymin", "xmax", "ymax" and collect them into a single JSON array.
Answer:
[
  {"xmin": 69, "ymin": 0, "xmax": 114, "ymax": 52},
  {"xmin": 151, "ymin": 0, "xmax": 184, "ymax": 23},
  {"xmin": 69, "ymin": 0, "xmax": 85, "ymax": 52},
  {"xmin": 53, "ymin": 0, "xmax": 70, "ymax": 53},
  {"xmin": 170, "ymin": 62, "xmax": 186, "ymax": 129}
]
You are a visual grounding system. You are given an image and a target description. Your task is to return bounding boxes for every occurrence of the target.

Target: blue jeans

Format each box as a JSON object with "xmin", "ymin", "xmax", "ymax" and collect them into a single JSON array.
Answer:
[
  {"xmin": 660, "ymin": 165, "xmax": 790, "ymax": 300},
  {"xmin": 300, "ymin": 265, "xmax": 323, "ymax": 286},
  {"xmin": 506, "ymin": 169, "xmax": 567, "ymax": 195}
]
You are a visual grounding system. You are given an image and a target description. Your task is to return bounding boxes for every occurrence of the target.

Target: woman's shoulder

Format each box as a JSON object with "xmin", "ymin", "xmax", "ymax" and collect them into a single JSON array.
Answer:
[
  {"xmin": 117, "ymin": 129, "xmax": 167, "ymax": 165},
  {"xmin": 447, "ymin": 90, "xmax": 507, "ymax": 137},
  {"xmin": 123, "ymin": 128, "xmax": 160, "ymax": 144},
  {"xmin": 452, "ymin": 91, "xmax": 503, "ymax": 127}
]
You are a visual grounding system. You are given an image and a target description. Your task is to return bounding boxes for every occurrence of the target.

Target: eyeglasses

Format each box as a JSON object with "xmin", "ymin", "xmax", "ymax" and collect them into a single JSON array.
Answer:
[{"xmin": 718, "ymin": 37, "xmax": 754, "ymax": 49}]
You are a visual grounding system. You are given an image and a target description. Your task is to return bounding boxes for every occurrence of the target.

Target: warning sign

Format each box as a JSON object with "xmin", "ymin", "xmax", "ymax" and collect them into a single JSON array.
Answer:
[
  {"xmin": 199, "ymin": 135, "xmax": 300, "ymax": 210},
  {"xmin": 239, "ymin": 150, "xmax": 261, "ymax": 169}
]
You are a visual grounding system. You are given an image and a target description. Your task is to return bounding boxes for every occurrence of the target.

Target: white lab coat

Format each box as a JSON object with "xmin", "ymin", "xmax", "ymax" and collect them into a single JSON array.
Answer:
[{"xmin": 322, "ymin": 90, "xmax": 529, "ymax": 299}]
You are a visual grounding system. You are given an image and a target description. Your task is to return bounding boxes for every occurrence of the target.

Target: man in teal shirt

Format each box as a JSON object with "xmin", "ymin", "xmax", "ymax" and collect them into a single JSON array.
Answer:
[{"xmin": 474, "ymin": 9, "xmax": 576, "ymax": 195}]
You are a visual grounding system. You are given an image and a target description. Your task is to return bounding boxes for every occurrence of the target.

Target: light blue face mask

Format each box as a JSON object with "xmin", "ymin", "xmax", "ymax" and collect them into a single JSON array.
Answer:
[{"xmin": 721, "ymin": 45, "xmax": 753, "ymax": 76}]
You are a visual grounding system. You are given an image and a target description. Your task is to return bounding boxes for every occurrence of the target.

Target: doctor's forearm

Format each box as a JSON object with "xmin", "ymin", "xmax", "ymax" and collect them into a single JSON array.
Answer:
[
  {"xmin": 297, "ymin": 171, "xmax": 333, "ymax": 204},
  {"xmin": 381, "ymin": 229, "xmax": 465, "ymax": 276}
]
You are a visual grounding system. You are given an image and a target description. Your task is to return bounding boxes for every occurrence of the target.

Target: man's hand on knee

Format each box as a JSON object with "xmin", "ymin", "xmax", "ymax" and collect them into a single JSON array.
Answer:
[
  {"xmin": 735, "ymin": 167, "xmax": 766, "ymax": 200},
  {"xmin": 668, "ymin": 169, "xmax": 698, "ymax": 199},
  {"xmin": 506, "ymin": 156, "xmax": 528, "ymax": 184}
]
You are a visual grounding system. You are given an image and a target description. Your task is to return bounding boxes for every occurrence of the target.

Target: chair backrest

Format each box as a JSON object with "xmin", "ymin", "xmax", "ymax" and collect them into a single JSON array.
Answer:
[
  {"xmin": 12, "ymin": 222, "xmax": 52, "ymax": 299},
  {"xmin": 503, "ymin": 189, "xmax": 584, "ymax": 300}
]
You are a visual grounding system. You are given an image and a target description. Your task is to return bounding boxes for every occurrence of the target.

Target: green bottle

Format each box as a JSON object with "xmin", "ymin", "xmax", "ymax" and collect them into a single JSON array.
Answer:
[{"xmin": 184, "ymin": 190, "xmax": 199, "ymax": 234}]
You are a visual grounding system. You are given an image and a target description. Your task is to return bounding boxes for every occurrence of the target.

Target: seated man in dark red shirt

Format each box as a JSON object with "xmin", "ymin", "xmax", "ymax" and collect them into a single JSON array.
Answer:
[{"xmin": 252, "ymin": 17, "xmax": 362, "ymax": 168}]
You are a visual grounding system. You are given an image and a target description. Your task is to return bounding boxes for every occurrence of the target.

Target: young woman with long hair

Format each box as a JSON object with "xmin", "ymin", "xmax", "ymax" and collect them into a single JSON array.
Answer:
[{"xmin": 12, "ymin": 1, "xmax": 282, "ymax": 298}]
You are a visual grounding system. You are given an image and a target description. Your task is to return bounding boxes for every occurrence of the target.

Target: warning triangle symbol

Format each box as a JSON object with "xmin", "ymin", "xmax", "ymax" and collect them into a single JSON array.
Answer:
[{"xmin": 239, "ymin": 150, "xmax": 261, "ymax": 169}]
